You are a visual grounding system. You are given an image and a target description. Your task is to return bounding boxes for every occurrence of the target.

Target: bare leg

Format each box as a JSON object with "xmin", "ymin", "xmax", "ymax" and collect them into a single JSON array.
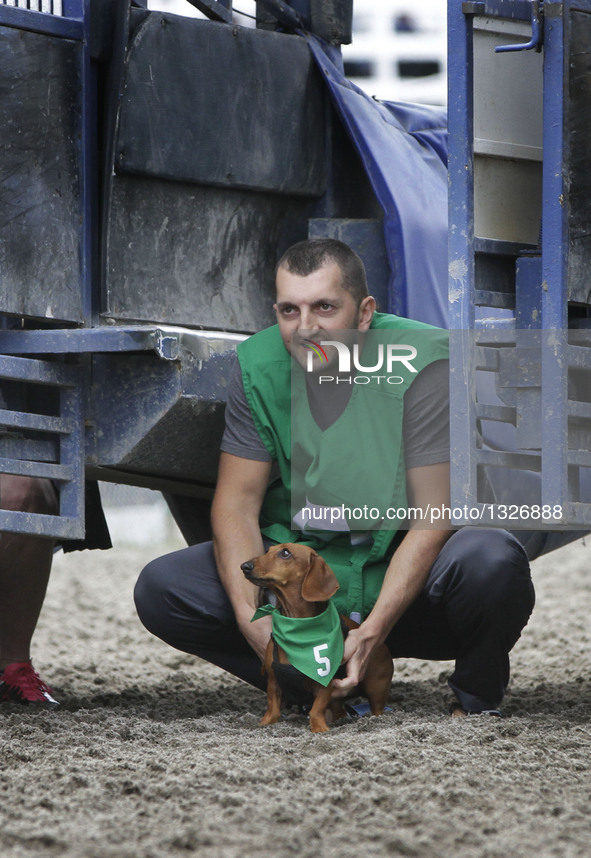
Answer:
[{"xmin": 0, "ymin": 476, "xmax": 57, "ymax": 670}]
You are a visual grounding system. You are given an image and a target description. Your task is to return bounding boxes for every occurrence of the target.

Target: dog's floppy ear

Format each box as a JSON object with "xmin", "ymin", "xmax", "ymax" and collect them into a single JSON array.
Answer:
[{"xmin": 301, "ymin": 551, "xmax": 339, "ymax": 602}]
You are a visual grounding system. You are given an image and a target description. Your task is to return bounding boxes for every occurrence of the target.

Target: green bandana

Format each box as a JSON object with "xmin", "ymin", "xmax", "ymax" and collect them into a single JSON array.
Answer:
[{"xmin": 251, "ymin": 600, "xmax": 344, "ymax": 687}]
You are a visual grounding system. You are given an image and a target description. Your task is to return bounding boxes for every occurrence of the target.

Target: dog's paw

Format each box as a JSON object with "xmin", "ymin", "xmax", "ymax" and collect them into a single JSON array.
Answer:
[{"xmin": 259, "ymin": 712, "xmax": 281, "ymax": 726}]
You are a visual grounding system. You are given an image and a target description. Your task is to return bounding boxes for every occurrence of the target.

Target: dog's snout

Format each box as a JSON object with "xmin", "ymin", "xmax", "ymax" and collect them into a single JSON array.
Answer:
[{"xmin": 241, "ymin": 560, "xmax": 255, "ymax": 577}]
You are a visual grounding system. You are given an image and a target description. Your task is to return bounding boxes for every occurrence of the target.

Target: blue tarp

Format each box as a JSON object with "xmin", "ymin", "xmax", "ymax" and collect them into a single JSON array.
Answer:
[{"xmin": 306, "ymin": 36, "xmax": 449, "ymax": 330}]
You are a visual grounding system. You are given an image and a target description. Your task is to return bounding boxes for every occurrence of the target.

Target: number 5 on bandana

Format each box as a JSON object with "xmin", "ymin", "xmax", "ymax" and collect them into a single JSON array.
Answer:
[{"xmin": 252, "ymin": 601, "xmax": 345, "ymax": 686}]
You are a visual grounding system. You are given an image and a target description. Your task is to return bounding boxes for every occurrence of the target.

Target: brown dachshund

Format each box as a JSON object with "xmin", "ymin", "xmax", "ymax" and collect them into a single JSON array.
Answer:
[{"xmin": 241, "ymin": 542, "xmax": 393, "ymax": 733}]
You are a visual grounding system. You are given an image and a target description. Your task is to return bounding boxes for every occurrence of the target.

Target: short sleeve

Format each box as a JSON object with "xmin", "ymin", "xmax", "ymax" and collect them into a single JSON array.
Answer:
[
  {"xmin": 220, "ymin": 360, "xmax": 273, "ymax": 462},
  {"xmin": 403, "ymin": 359, "xmax": 450, "ymax": 469}
]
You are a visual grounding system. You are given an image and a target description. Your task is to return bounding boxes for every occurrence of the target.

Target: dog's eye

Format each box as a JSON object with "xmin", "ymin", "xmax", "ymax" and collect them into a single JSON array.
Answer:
[{"xmin": 278, "ymin": 548, "xmax": 292, "ymax": 559}]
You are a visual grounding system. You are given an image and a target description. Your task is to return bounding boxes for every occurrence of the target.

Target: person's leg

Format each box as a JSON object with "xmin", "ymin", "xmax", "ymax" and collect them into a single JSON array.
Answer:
[
  {"xmin": 512, "ymin": 528, "xmax": 589, "ymax": 561},
  {"xmin": 385, "ymin": 527, "xmax": 535, "ymax": 713},
  {"xmin": 428, "ymin": 528, "xmax": 534, "ymax": 712},
  {"xmin": 0, "ymin": 476, "xmax": 57, "ymax": 670},
  {"xmin": 134, "ymin": 541, "xmax": 266, "ymax": 690}
]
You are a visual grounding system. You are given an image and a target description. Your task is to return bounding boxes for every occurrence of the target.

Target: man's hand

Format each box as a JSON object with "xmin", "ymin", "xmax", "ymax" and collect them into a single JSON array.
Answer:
[
  {"xmin": 331, "ymin": 625, "xmax": 378, "ymax": 697},
  {"xmin": 332, "ymin": 463, "xmax": 453, "ymax": 696},
  {"xmin": 237, "ymin": 611, "xmax": 272, "ymax": 664}
]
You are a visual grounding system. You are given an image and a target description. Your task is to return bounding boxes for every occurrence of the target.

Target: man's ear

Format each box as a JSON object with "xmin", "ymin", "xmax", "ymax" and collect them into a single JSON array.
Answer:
[
  {"xmin": 357, "ymin": 295, "xmax": 376, "ymax": 331},
  {"xmin": 301, "ymin": 552, "xmax": 340, "ymax": 602}
]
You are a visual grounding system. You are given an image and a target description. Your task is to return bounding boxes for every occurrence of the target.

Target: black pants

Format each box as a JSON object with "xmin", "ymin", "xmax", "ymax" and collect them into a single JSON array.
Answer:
[{"xmin": 134, "ymin": 528, "xmax": 535, "ymax": 713}]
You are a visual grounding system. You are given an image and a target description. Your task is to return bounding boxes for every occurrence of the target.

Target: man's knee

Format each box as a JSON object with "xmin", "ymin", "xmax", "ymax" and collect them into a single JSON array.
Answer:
[
  {"xmin": 134, "ymin": 556, "xmax": 172, "ymax": 636},
  {"xmin": 429, "ymin": 527, "xmax": 535, "ymax": 616},
  {"xmin": 134, "ymin": 541, "xmax": 232, "ymax": 648}
]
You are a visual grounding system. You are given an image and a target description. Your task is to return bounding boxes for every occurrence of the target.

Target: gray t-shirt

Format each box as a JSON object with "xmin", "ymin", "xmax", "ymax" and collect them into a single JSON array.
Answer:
[{"xmin": 221, "ymin": 358, "xmax": 450, "ymax": 469}]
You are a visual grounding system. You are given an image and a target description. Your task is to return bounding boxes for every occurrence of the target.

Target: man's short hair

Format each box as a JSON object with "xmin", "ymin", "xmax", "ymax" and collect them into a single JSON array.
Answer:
[{"xmin": 276, "ymin": 239, "xmax": 368, "ymax": 306}]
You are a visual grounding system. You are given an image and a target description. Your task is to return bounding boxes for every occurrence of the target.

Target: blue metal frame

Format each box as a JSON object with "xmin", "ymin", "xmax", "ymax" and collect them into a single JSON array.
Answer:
[
  {"xmin": 465, "ymin": 0, "xmax": 536, "ymax": 20},
  {"xmin": 448, "ymin": 0, "xmax": 591, "ymax": 528},
  {"xmin": 0, "ymin": 0, "xmax": 91, "ymax": 537},
  {"xmin": 0, "ymin": 325, "xmax": 239, "ymax": 358},
  {"xmin": 495, "ymin": 0, "xmax": 541, "ymax": 51},
  {"xmin": 449, "ymin": 0, "xmax": 542, "ymax": 525},
  {"xmin": 0, "ymin": 355, "xmax": 84, "ymax": 539},
  {"xmin": 80, "ymin": 0, "xmax": 95, "ymax": 323},
  {"xmin": 448, "ymin": 0, "xmax": 478, "ymax": 513},
  {"xmin": 540, "ymin": 4, "xmax": 568, "ymax": 519}
]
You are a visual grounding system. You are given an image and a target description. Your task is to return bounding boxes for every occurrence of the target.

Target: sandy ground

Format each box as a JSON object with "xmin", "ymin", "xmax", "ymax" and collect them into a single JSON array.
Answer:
[{"xmin": 1, "ymin": 532, "xmax": 591, "ymax": 858}]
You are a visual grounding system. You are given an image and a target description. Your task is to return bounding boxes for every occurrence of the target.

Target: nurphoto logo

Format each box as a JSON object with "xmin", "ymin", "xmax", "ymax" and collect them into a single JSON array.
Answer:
[
  {"xmin": 304, "ymin": 339, "xmax": 418, "ymax": 385},
  {"xmin": 302, "ymin": 339, "xmax": 329, "ymax": 363}
]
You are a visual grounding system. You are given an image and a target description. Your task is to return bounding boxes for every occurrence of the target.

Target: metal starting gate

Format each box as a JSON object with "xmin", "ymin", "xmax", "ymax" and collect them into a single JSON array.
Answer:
[{"xmin": 448, "ymin": 0, "xmax": 591, "ymax": 529}]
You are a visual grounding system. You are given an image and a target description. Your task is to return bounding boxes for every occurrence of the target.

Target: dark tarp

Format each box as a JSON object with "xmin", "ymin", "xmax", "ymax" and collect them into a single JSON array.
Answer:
[{"xmin": 306, "ymin": 35, "xmax": 449, "ymax": 329}]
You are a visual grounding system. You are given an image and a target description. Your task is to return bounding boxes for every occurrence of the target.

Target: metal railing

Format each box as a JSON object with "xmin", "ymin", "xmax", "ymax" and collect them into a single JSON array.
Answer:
[{"xmin": 1, "ymin": 1, "xmax": 63, "ymax": 13}]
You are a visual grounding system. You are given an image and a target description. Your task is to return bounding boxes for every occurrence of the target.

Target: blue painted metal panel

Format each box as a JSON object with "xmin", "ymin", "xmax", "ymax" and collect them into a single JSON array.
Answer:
[
  {"xmin": 63, "ymin": 0, "xmax": 84, "ymax": 18},
  {"xmin": 0, "ymin": 460, "xmax": 74, "ymax": 482},
  {"xmin": 0, "ymin": 354, "xmax": 80, "ymax": 386},
  {"xmin": 0, "ymin": 410, "xmax": 72, "ymax": 435},
  {"xmin": 470, "ymin": 0, "xmax": 535, "ymax": 20},
  {"xmin": 0, "ymin": 440, "xmax": 57, "ymax": 463},
  {"xmin": 0, "ymin": 326, "xmax": 244, "ymax": 358},
  {"xmin": 59, "ymin": 367, "xmax": 84, "ymax": 525},
  {"xmin": 0, "ymin": 509, "xmax": 84, "ymax": 540},
  {"xmin": 0, "ymin": 25, "xmax": 86, "ymax": 322},
  {"xmin": 0, "ymin": 0, "xmax": 92, "ymax": 324},
  {"xmin": 80, "ymin": 0, "xmax": 95, "ymax": 323},
  {"xmin": 540, "ymin": 3, "xmax": 568, "ymax": 518},
  {"xmin": 0, "ymin": 354, "xmax": 84, "ymax": 537},
  {"xmin": 515, "ymin": 256, "xmax": 542, "ymax": 453},
  {"xmin": 515, "ymin": 255, "xmax": 542, "ymax": 330},
  {"xmin": 448, "ymin": 0, "xmax": 479, "ymax": 515}
]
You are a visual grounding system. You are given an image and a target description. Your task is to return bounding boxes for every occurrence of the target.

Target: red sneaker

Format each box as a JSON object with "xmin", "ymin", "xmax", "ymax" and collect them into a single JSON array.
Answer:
[{"xmin": 0, "ymin": 661, "xmax": 59, "ymax": 707}]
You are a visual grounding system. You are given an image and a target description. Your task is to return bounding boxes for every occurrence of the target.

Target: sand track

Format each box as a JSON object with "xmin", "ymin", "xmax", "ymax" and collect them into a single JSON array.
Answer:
[{"xmin": 1, "ymin": 537, "xmax": 590, "ymax": 857}]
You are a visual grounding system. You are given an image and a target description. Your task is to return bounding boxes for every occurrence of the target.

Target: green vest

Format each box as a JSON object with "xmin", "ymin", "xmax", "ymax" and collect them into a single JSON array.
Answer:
[{"xmin": 237, "ymin": 312, "xmax": 449, "ymax": 619}]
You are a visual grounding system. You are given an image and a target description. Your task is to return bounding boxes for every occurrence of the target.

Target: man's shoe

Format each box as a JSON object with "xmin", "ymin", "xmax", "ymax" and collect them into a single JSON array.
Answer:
[
  {"xmin": 0, "ymin": 661, "xmax": 59, "ymax": 707},
  {"xmin": 449, "ymin": 699, "xmax": 502, "ymax": 718}
]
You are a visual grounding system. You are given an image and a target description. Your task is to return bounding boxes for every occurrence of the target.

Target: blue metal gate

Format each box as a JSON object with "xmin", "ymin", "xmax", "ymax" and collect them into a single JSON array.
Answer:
[
  {"xmin": 0, "ymin": 0, "xmax": 91, "ymax": 537},
  {"xmin": 448, "ymin": 0, "xmax": 591, "ymax": 529}
]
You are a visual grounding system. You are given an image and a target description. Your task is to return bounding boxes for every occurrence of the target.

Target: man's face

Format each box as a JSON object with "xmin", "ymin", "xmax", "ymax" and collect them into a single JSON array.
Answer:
[{"xmin": 273, "ymin": 262, "xmax": 374, "ymax": 367}]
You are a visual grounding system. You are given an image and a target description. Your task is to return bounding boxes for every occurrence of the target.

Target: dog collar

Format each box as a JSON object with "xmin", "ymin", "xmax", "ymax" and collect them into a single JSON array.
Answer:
[{"xmin": 251, "ymin": 600, "xmax": 344, "ymax": 687}]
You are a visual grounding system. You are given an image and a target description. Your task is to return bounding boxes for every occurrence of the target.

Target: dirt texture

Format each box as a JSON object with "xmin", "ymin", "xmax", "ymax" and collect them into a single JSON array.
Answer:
[{"xmin": 1, "ymin": 535, "xmax": 591, "ymax": 858}]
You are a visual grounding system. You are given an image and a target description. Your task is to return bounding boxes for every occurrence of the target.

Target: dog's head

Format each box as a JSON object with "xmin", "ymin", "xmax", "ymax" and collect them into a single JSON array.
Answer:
[{"xmin": 241, "ymin": 543, "xmax": 339, "ymax": 603}]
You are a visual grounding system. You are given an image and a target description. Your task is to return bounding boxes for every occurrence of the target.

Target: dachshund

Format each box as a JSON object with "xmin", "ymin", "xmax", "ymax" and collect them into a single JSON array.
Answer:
[{"xmin": 241, "ymin": 542, "xmax": 393, "ymax": 733}]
